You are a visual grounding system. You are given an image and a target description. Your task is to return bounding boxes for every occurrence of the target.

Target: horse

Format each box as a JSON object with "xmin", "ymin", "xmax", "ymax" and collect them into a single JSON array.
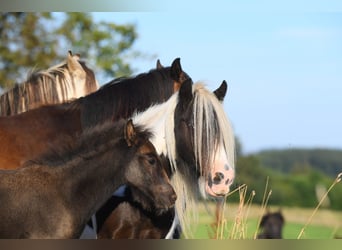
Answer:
[
  {"xmin": 0, "ymin": 58, "xmax": 235, "ymax": 238},
  {"xmin": 136, "ymin": 79, "xmax": 235, "ymax": 238},
  {"xmin": 0, "ymin": 119, "xmax": 176, "ymax": 238},
  {"xmin": 92, "ymin": 79, "xmax": 235, "ymax": 238},
  {"xmin": 0, "ymin": 51, "xmax": 98, "ymax": 116},
  {"xmin": 257, "ymin": 210, "xmax": 285, "ymax": 239},
  {"xmin": 0, "ymin": 58, "xmax": 188, "ymax": 170}
]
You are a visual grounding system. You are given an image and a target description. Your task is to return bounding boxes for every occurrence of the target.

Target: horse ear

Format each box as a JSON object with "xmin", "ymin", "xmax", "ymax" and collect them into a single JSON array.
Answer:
[
  {"xmin": 156, "ymin": 59, "xmax": 163, "ymax": 69},
  {"xmin": 178, "ymin": 78, "xmax": 193, "ymax": 109},
  {"xmin": 170, "ymin": 58, "xmax": 182, "ymax": 81},
  {"xmin": 73, "ymin": 53, "xmax": 81, "ymax": 60},
  {"xmin": 67, "ymin": 50, "xmax": 83, "ymax": 72},
  {"xmin": 213, "ymin": 80, "xmax": 227, "ymax": 102},
  {"xmin": 124, "ymin": 119, "xmax": 136, "ymax": 147}
]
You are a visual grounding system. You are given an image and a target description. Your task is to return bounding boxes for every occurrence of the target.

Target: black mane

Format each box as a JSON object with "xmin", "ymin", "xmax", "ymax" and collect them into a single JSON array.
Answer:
[{"xmin": 78, "ymin": 66, "xmax": 188, "ymax": 128}]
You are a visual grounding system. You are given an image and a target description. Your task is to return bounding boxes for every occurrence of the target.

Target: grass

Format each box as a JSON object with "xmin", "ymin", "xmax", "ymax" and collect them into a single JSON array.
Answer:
[
  {"xmin": 190, "ymin": 202, "xmax": 342, "ymax": 239},
  {"xmin": 187, "ymin": 173, "xmax": 342, "ymax": 239}
]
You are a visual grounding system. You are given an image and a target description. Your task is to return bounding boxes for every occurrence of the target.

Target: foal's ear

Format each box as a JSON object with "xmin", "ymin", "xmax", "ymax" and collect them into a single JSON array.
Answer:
[
  {"xmin": 156, "ymin": 59, "xmax": 163, "ymax": 69},
  {"xmin": 178, "ymin": 78, "xmax": 193, "ymax": 109},
  {"xmin": 213, "ymin": 80, "xmax": 228, "ymax": 102},
  {"xmin": 124, "ymin": 119, "xmax": 136, "ymax": 147}
]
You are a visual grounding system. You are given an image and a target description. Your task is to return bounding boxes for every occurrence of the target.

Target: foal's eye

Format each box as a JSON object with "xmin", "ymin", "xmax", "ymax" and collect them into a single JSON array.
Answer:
[{"xmin": 147, "ymin": 156, "xmax": 156, "ymax": 165}]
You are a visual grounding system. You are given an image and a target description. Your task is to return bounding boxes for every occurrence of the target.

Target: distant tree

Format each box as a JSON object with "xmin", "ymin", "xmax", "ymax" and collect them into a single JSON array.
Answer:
[
  {"xmin": 0, "ymin": 13, "xmax": 142, "ymax": 89},
  {"xmin": 234, "ymin": 136, "xmax": 243, "ymax": 158}
]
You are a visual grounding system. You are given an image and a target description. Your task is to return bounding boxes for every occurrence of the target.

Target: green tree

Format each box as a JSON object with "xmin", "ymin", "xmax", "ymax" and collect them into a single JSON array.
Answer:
[{"xmin": 0, "ymin": 13, "xmax": 141, "ymax": 89}]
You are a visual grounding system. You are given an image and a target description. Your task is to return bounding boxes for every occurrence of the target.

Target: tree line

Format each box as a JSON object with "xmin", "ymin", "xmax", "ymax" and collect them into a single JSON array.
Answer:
[
  {"xmin": 0, "ymin": 13, "xmax": 144, "ymax": 89},
  {"xmin": 229, "ymin": 148, "xmax": 342, "ymax": 210}
]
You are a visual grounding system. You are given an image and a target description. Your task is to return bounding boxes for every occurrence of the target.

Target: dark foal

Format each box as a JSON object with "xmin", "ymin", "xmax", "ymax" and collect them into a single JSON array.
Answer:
[
  {"xmin": 257, "ymin": 210, "xmax": 285, "ymax": 239},
  {"xmin": 0, "ymin": 120, "xmax": 176, "ymax": 239}
]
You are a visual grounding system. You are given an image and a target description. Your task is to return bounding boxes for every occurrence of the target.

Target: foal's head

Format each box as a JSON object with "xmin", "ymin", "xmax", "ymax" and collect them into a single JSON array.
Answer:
[{"xmin": 124, "ymin": 120, "xmax": 177, "ymax": 214}]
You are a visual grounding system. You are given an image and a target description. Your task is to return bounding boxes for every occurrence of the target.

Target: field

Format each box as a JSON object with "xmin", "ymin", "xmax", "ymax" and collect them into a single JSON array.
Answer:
[{"xmin": 188, "ymin": 202, "xmax": 342, "ymax": 239}]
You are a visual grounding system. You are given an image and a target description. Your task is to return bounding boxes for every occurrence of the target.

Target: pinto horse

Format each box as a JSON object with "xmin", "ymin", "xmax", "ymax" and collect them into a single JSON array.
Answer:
[
  {"xmin": 0, "ymin": 51, "xmax": 98, "ymax": 116},
  {"xmin": 94, "ymin": 79, "xmax": 235, "ymax": 239},
  {"xmin": 0, "ymin": 119, "xmax": 176, "ymax": 239},
  {"xmin": 126, "ymin": 79, "xmax": 235, "ymax": 238}
]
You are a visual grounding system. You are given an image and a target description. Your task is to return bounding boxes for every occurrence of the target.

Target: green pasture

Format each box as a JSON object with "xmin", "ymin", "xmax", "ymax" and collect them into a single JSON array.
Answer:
[
  {"xmin": 192, "ymin": 219, "xmax": 340, "ymax": 239},
  {"xmin": 185, "ymin": 202, "xmax": 342, "ymax": 239}
]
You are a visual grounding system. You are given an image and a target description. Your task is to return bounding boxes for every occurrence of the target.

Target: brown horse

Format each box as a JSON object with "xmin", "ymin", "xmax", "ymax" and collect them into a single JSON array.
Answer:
[
  {"xmin": 0, "ymin": 58, "xmax": 188, "ymax": 170},
  {"xmin": 0, "ymin": 102, "xmax": 81, "ymax": 169},
  {"xmin": 0, "ymin": 51, "xmax": 98, "ymax": 116},
  {"xmin": 0, "ymin": 119, "xmax": 176, "ymax": 238}
]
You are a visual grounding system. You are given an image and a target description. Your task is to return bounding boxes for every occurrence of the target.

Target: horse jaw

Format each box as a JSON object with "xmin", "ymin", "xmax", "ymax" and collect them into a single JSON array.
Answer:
[{"xmin": 205, "ymin": 147, "xmax": 235, "ymax": 197}]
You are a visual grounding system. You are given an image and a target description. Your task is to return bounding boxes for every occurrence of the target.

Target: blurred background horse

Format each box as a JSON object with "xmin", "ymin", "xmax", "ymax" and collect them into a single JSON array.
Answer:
[
  {"xmin": 257, "ymin": 210, "xmax": 285, "ymax": 239},
  {"xmin": 0, "ymin": 51, "xmax": 98, "ymax": 116}
]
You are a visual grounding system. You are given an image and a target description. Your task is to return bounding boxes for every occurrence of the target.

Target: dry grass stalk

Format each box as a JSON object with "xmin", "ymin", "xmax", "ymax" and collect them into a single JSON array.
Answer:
[
  {"xmin": 297, "ymin": 172, "xmax": 342, "ymax": 239},
  {"xmin": 253, "ymin": 176, "xmax": 272, "ymax": 239}
]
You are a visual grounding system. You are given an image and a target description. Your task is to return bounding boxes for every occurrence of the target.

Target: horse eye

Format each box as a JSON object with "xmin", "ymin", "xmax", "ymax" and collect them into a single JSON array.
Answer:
[
  {"xmin": 147, "ymin": 156, "xmax": 156, "ymax": 165},
  {"xmin": 181, "ymin": 119, "xmax": 194, "ymax": 128}
]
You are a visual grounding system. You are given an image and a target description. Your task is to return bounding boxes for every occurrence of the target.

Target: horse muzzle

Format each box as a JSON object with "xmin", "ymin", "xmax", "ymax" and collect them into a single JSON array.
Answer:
[
  {"xmin": 154, "ymin": 186, "xmax": 177, "ymax": 213},
  {"xmin": 205, "ymin": 170, "xmax": 233, "ymax": 197}
]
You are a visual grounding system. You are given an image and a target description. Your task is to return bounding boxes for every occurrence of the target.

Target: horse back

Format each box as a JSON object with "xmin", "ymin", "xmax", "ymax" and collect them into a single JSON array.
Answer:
[{"xmin": 0, "ymin": 103, "xmax": 82, "ymax": 170}]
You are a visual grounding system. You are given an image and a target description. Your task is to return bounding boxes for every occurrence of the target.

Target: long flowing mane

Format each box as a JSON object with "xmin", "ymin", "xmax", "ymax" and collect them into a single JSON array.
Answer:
[
  {"xmin": 132, "ymin": 82, "xmax": 235, "ymax": 237},
  {"xmin": 0, "ymin": 59, "xmax": 98, "ymax": 116},
  {"xmin": 79, "ymin": 65, "xmax": 189, "ymax": 128}
]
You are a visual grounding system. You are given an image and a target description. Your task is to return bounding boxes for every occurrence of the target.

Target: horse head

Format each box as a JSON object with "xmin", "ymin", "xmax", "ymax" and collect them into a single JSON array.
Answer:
[
  {"xmin": 66, "ymin": 51, "xmax": 99, "ymax": 95},
  {"xmin": 155, "ymin": 58, "xmax": 190, "ymax": 92},
  {"xmin": 124, "ymin": 120, "xmax": 177, "ymax": 214},
  {"xmin": 174, "ymin": 79, "xmax": 235, "ymax": 198}
]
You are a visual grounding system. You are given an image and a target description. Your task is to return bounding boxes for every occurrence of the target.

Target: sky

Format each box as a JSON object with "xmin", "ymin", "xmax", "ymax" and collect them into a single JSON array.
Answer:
[{"xmin": 91, "ymin": 2, "xmax": 342, "ymax": 154}]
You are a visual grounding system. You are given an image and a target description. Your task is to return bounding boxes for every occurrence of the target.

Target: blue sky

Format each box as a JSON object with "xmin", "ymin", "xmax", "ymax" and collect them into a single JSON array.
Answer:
[{"xmin": 91, "ymin": 4, "xmax": 342, "ymax": 154}]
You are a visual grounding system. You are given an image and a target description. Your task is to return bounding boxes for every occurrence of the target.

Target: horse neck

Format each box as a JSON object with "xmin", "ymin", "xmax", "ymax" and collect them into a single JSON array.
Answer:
[
  {"xmin": 27, "ymin": 64, "xmax": 93, "ymax": 106},
  {"xmin": 48, "ymin": 122, "xmax": 130, "ymax": 221},
  {"xmin": 80, "ymin": 70, "xmax": 174, "ymax": 128}
]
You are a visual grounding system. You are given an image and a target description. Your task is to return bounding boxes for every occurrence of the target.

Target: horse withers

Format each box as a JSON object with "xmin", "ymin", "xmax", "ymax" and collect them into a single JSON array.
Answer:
[{"xmin": 0, "ymin": 119, "xmax": 176, "ymax": 239}]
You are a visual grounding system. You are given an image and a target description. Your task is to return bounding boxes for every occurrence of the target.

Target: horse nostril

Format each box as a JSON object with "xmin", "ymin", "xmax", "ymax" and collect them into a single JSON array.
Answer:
[{"xmin": 213, "ymin": 172, "xmax": 224, "ymax": 184}]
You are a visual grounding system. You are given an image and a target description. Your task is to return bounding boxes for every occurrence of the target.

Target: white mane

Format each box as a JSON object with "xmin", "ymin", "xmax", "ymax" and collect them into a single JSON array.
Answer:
[{"xmin": 132, "ymin": 82, "xmax": 235, "ymax": 238}]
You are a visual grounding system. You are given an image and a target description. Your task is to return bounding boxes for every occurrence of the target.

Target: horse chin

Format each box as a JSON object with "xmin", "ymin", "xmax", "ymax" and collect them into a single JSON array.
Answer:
[
  {"xmin": 205, "ymin": 185, "xmax": 229, "ymax": 198},
  {"xmin": 198, "ymin": 176, "xmax": 229, "ymax": 198},
  {"xmin": 155, "ymin": 204, "xmax": 174, "ymax": 216},
  {"xmin": 130, "ymin": 187, "xmax": 176, "ymax": 214}
]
